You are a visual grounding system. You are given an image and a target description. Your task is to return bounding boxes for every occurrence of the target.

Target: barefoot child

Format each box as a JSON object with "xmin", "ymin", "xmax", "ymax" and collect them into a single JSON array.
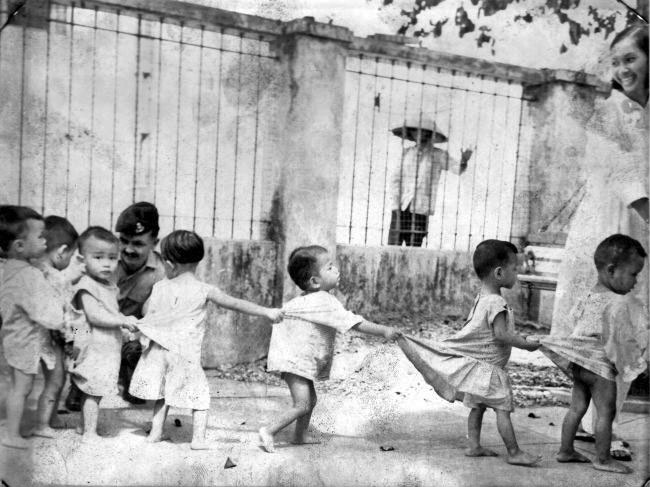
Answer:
[
  {"xmin": 128, "ymin": 230, "xmax": 283, "ymax": 450},
  {"xmin": 0, "ymin": 206, "xmax": 64, "ymax": 448},
  {"xmin": 537, "ymin": 234, "xmax": 647, "ymax": 475},
  {"xmin": 31, "ymin": 215, "xmax": 82, "ymax": 437},
  {"xmin": 398, "ymin": 239, "xmax": 542, "ymax": 466},
  {"xmin": 259, "ymin": 245, "xmax": 400, "ymax": 453},
  {"xmin": 69, "ymin": 227, "xmax": 138, "ymax": 440}
]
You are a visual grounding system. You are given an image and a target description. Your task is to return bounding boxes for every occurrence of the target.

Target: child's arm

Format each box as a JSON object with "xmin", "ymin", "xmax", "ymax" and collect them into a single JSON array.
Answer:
[
  {"xmin": 352, "ymin": 320, "xmax": 400, "ymax": 341},
  {"xmin": 78, "ymin": 292, "xmax": 137, "ymax": 329},
  {"xmin": 492, "ymin": 312, "xmax": 539, "ymax": 351},
  {"xmin": 206, "ymin": 287, "xmax": 283, "ymax": 322}
]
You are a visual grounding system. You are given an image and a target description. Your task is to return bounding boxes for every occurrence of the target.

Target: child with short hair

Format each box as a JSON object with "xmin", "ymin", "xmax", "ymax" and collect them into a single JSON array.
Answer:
[
  {"xmin": 69, "ymin": 226, "xmax": 138, "ymax": 441},
  {"xmin": 129, "ymin": 230, "xmax": 283, "ymax": 450},
  {"xmin": 398, "ymin": 239, "xmax": 542, "ymax": 466},
  {"xmin": 538, "ymin": 234, "xmax": 648, "ymax": 475},
  {"xmin": 259, "ymin": 245, "xmax": 400, "ymax": 453},
  {"xmin": 31, "ymin": 215, "xmax": 82, "ymax": 437},
  {"xmin": 0, "ymin": 206, "xmax": 64, "ymax": 449}
]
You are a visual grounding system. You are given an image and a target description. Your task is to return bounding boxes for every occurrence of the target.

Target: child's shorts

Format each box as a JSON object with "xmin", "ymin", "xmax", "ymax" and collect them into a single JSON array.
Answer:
[{"xmin": 129, "ymin": 342, "xmax": 210, "ymax": 410}]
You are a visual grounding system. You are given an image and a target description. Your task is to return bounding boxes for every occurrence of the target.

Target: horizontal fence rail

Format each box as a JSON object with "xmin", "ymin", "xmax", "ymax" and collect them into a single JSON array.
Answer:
[
  {"xmin": 0, "ymin": 0, "xmax": 277, "ymax": 240},
  {"xmin": 337, "ymin": 53, "xmax": 527, "ymax": 252}
]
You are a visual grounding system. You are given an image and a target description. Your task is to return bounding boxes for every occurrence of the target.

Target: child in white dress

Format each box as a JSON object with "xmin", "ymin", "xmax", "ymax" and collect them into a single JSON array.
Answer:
[
  {"xmin": 259, "ymin": 245, "xmax": 400, "ymax": 453},
  {"xmin": 69, "ymin": 227, "xmax": 138, "ymax": 441},
  {"xmin": 129, "ymin": 230, "xmax": 283, "ymax": 450},
  {"xmin": 538, "ymin": 234, "xmax": 647, "ymax": 475},
  {"xmin": 0, "ymin": 206, "xmax": 64, "ymax": 449},
  {"xmin": 398, "ymin": 239, "xmax": 541, "ymax": 466}
]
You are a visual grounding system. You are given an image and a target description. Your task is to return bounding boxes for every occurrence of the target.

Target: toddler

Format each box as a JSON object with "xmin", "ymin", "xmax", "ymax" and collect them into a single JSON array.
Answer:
[
  {"xmin": 129, "ymin": 230, "xmax": 283, "ymax": 450},
  {"xmin": 69, "ymin": 226, "xmax": 137, "ymax": 441},
  {"xmin": 31, "ymin": 215, "xmax": 82, "ymax": 436},
  {"xmin": 398, "ymin": 239, "xmax": 542, "ymax": 466},
  {"xmin": 259, "ymin": 245, "xmax": 400, "ymax": 453},
  {"xmin": 538, "ymin": 234, "xmax": 647, "ymax": 474},
  {"xmin": 0, "ymin": 206, "xmax": 64, "ymax": 449}
]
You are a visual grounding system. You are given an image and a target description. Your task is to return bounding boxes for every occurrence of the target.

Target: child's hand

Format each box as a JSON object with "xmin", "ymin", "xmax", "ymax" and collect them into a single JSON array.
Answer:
[
  {"xmin": 122, "ymin": 316, "xmax": 139, "ymax": 334},
  {"xmin": 524, "ymin": 335, "xmax": 541, "ymax": 350},
  {"xmin": 383, "ymin": 327, "xmax": 401, "ymax": 341},
  {"xmin": 266, "ymin": 308, "xmax": 284, "ymax": 323}
]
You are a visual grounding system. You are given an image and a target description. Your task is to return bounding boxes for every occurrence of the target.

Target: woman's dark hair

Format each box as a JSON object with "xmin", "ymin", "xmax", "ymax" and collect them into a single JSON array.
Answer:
[
  {"xmin": 160, "ymin": 230, "xmax": 205, "ymax": 264},
  {"xmin": 594, "ymin": 234, "xmax": 647, "ymax": 270},
  {"xmin": 287, "ymin": 245, "xmax": 328, "ymax": 291},
  {"xmin": 472, "ymin": 239, "xmax": 518, "ymax": 279},
  {"xmin": 610, "ymin": 23, "xmax": 649, "ymax": 92}
]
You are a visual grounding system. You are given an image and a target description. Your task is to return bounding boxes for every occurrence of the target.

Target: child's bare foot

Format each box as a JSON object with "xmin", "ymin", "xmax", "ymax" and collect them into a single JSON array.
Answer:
[
  {"xmin": 259, "ymin": 427, "xmax": 275, "ymax": 453},
  {"xmin": 190, "ymin": 440, "xmax": 214, "ymax": 450},
  {"xmin": 1, "ymin": 434, "xmax": 30, "ymax": 449},
  {"xmin": 81, "ymin": 432, "xmax": 102, "ymax": 443},
  {"xmin": 465, "ymin": 446, "xmax": 498, "ymax": 457},
  {"xmin": 556, "ymin": 450, "xmax": 591, "ymax": 463},
  {"xmin": 506, "ymin": 450, "xmax": 542, "ymax": 466},
  {"xmin": 145, "ymin": 432, "xmax": 170, "ymax": 443},
  {"xmin": 291, "ymin": 434, "xmax": 321, "ymax": 445},
  {"xmin": 29, "ymin": 426, "xmax": 57, "ymax": 439},
  {"xmin": 592, "ymin": 459, "xmax": 633, "ymax": 474}
]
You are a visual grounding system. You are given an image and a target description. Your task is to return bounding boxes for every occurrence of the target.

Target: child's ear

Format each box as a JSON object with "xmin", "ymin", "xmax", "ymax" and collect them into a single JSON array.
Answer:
[
  {"xmin": 606, "ymin": 263, "xmax": 617, "ymax": 276},
  {"xmin": 494, "ymin": 266, "xmax": 503, "ymax": 279},
  {"xmin": 308, "ymin": 276, "xmax": 321, "ymax": 290}
]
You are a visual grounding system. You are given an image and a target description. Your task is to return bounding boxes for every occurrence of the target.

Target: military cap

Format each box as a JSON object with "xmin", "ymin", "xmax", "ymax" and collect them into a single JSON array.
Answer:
[{"xmin": 115, "ymin": 202, "xmax": 160, "ymax": 236}]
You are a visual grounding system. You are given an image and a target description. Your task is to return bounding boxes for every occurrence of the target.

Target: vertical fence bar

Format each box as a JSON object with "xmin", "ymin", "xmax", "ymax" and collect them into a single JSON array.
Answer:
[
  {"xmin": 249, "ymin": 36, "xmax": 263, "ymax": 239},
  {"xmin": 211, "ymin": 27, "xmax": 223, "ymax": 236},
  {"xmin": 409, "ymin": 64, "xmax": 426, "ymax": 247},
  {"xmin": 379, "ymin": 59, "xmax": 395, "ymax": 245},
  {"xmin": 152, "ymin": 18, "xmax": 163, "ymax": 206},
  {"xmin": 348, "ymin": 53, "xmax": 363, "ymax": 244},
  {"xmin": 41, "ymin": 9, "xmax": 52, "ymax": 214},
  {"xmin": 171, "ymin": 23, "xmax": 183, "ymax": 229},
  {"xmin": 229, "ymin": 33, "xmax": 244, "ymax": 239},
  {"xmin": 437, "ymin": 69, "xmax": 455, "ymax": 250},
  {"xmin": 131, "ymin": 14, "xmax": 142, "ymax": 203},
  {"xmin": 86, "ymin": 7, "xmax": 98, "ymax": 227},
  {"xmin": 509, "ymin": 98, "xmax": 526, "ymax": 242},
  {"xmin": 480, "ymin": 77, "xmax": 499, "ymax": 241},
  {"xmin": 192, "ymin": 26, "xmax": 205, "ymax": 232},
  {"xmin": 363, "ymin": 56, "xmax": 379, "ymax": 245},
  {"xmin": 452, "ymin": 73, "xmax": 471, "ymax": 250},
  {"xmin": 63, "ymin": 4, "xmax": 75, "ymax": 215},
  {"xmin": 109, "ymin": 10, "xmax": 120, "ymax": 225},
  {"xmin": 494, "ymin": 82, "xmax": 512, "ymax": 237},
  {"xmin": 466, "ymin": 75, "xmax": 484, "ymax": 252}
]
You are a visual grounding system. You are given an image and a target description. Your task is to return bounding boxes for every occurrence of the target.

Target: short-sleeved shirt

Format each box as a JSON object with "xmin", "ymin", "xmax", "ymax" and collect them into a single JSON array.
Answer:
[
  {"xmin": 0, "ymin": 259, "xmax": 64, "ymax": 373},
  {"xmin": 70, "ymin": 275, "xmax": 123, "ymax": 396},
  {"xmin": 116, "ymin": 251, "xmax": 166, "ymax": 318},
  {"xmin": 267, "ymin": 291, "xmax": 364, "ymax": 381}
]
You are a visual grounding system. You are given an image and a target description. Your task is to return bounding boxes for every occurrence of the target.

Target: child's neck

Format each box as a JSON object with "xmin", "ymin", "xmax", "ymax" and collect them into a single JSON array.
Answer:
[
  {"xmin": 88, "ymin": 273, "xmax": 111, "ymax": 285},
  {"xmin": 479, "ymin": 281, "xmax": 502, "ymax": 296},
  {"xmin": 7, "ymin": 251, "xmax": 31, "ymax": 263}
]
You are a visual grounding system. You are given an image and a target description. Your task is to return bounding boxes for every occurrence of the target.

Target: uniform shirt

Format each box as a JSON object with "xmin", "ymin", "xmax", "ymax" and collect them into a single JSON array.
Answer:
[{"xmin": 116, "ymin": 251, "xmax": 166, "ymax": 318}]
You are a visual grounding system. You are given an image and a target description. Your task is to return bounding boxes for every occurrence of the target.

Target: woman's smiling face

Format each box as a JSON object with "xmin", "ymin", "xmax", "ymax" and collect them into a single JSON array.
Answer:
[{"xmin": 611, "ymin": 36, "xmax": 648, "ymax": 100}]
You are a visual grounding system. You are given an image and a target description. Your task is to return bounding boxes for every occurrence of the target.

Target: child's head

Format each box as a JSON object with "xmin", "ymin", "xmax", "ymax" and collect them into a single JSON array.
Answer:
[
  {"xmin": 472, "ymin": 239, "xmax": 519, "ymax": 289},
  {"xmin": 78, "ymin": 226, "xmax": 120, "ymax": 282},
  {"xmin": 160, "ymin": 230, "xmax": 204, "ymax": 278},
  {"xmin": 594, "ymin": 234, "xmax": 646, "ymax": 295},
  {"xmin": 43, "ymin": 215, "xmax": 79, "ymax": 270},
  {"xmin": 288, "ymin": 245, "xmax": 339, "ymax": 292},
  {"xmin": 0, "ymin": 205, "xmax": 46, "ymax": 261}
]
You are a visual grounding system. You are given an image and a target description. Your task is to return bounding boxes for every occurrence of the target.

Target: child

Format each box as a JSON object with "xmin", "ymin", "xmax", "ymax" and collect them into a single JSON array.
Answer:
[
  {"xmin": 398, "ymin": 239, "xmax": 542, "ymax": 466},
  {"xmin": 0, "ymin": 206, "xmax": 64, "ymax": 449},
  {"xmin": 31, "ymin": 215, "xmax": 82, "ymax": 437},
  {"xmin": 69, "ymin": 226, "xmax": 138, "ymax": 441},
  {"xmin": 538, "ymin": 234, "xmax": 647, "ymax": 475},
  {"xmin": 259, "ymin": 245, "xmax": 400, "ymax": 453},
  {"xmin": 128, "ymin": 230, "xmax": 283, "ymax": 450}
]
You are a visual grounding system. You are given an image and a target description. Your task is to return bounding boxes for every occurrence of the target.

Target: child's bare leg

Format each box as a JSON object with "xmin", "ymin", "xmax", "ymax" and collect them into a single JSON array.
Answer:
[
  {"xmin": 495, "ymin": 409, "xmax": 541, "ymax": 466},
  {"xmin": 465, "ymin": 406, "xmax": 497, "ymax": 457},
  {"xmin": 190, "ymin": 410, "xmax": 211, "ymax": 450},
  {"xmin": 292, "ymin": 381, "xmax": 320, "ymax": 445},
  {"xmin": 34, "ymin": 358, "xmax": 65, "ymax": 437},
  {"xmin": 591, "ymin": 375, "xmax": 632, "ymax": 474},
  {"xmin": 146, "ymin": 399, "xmax": 170, "ymax": 443},
  {"xmin": 259, "ymin": 373, "xmax": 314, "ymax": 453},
  {"xmin": 2, "ymin": 367, "xmax": 34, "ymax": 449},
  {"xmin": 80, "ymin": 393, "xmax": 102, "ymax": 440},
  {"xmin": 557, "ymin": 368, "xmax": 591, "ymax": 463}
]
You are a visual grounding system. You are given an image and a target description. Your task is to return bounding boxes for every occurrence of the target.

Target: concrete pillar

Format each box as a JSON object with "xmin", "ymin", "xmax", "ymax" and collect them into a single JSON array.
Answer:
[{"xmin": 268, "ymin": 18, "xmax": 352, "ymax": 300}]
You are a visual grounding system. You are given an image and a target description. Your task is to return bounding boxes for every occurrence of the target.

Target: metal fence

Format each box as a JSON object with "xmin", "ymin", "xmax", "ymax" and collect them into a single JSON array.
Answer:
[
  {"xmin": 0, "ymin": 0, "xmax": 277, "ymax": 240},
  {"xmin": 337, "ymin": 53, "xmax": 528, "ymax": 252}
]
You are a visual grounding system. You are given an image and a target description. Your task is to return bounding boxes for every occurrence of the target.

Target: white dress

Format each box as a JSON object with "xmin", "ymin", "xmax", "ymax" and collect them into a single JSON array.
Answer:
[{"xmin": 552, "ymin": 89, "xmax": 648, "ymax": 337}]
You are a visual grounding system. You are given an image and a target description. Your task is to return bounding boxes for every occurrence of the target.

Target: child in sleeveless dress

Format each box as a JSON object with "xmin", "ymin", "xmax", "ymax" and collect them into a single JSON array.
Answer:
[{"xmin": 398, "ymin": 239, "xmax": 542, "ymax": 466}]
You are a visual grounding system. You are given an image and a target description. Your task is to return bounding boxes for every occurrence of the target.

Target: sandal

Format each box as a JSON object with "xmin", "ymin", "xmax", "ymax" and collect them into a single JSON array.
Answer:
[{"xmin": 610, "ymin": 440, "xmax": 632, "ymax": 462}]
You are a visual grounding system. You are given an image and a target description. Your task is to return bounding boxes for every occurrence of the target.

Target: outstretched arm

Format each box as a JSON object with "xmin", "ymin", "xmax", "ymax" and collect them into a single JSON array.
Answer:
[
  {"xmin": 493, "ymin": 312, "xmax": 539, "ymax": 351},
  {"xmin": 352, "ymin": 320, "xmax": 400, "ymax": 341},
  {"xmin": 206, "ymin": 287, "xmax": 283, "ymax": 322},
  {"xmin": 78, "ymin": 291, "xmax": 135, "ymax": 329}
]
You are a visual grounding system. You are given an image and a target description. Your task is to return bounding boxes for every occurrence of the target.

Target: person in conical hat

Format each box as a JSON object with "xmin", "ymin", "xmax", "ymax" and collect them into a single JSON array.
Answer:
[{"xmin": 388, "ymin": 114, "xmax": 472, "ymax": 246}]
